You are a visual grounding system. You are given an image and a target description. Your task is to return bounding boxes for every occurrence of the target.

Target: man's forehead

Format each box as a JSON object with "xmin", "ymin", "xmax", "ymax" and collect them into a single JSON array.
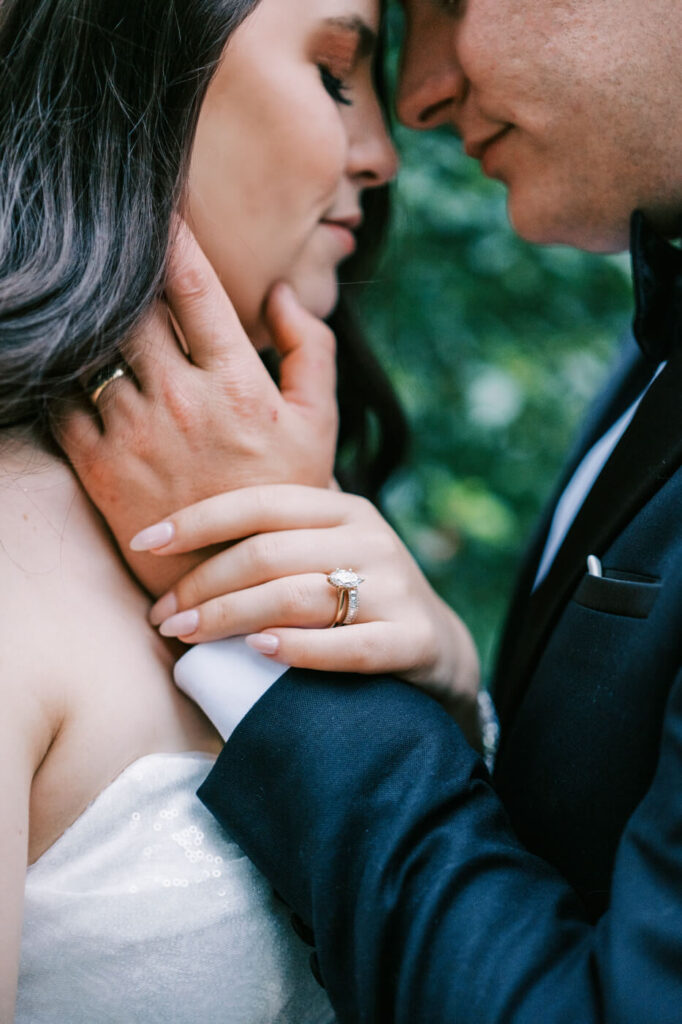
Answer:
[{"xmin": 398, "ymin": 0, "xmax": 465, "ymax": 15}]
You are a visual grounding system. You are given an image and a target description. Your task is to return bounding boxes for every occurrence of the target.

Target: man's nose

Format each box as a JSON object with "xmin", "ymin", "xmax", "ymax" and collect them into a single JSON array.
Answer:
[{"xmin": 396, "ymin": 34, "xmax": 466, "ymax": 131}]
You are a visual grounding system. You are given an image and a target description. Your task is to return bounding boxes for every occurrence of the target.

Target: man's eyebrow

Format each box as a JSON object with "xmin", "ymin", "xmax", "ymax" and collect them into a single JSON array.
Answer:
[{"xmin": 320, "ymin": 17, "xmax": 377, "ymax": 59}]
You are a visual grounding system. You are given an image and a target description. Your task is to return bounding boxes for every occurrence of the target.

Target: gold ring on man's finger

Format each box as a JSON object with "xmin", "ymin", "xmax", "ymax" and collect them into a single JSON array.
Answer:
[{"xmin": 85, "ymin": 365, "xmax": 128, "ymax": 407}]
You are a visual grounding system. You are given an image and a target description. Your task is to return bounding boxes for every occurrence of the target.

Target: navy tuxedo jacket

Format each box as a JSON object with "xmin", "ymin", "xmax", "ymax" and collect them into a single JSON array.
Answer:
[{"xmin": 199, "ymin": 337, "xmax": 682, "ymax": 1022}]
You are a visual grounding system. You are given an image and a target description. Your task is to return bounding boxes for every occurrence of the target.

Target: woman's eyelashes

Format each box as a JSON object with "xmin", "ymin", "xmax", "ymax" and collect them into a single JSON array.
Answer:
[
  {"xmin": 319, "ymin": 64, "xmax": 353, "ymax": 105},
  {"xmin": 311, "ymin": 20, "xmax": 370, "ymax": 108}
]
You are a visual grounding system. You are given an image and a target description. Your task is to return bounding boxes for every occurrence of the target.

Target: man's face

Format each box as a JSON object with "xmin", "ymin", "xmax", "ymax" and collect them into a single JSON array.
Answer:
[{"xmin": 397, "ymin": 0, "xmax": 682, "ymax": 252}]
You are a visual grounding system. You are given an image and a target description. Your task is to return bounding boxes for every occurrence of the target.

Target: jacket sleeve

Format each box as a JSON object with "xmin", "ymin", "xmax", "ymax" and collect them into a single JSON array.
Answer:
[{"xmin": 198, "ymin": 668, "xmax": 682, "ymax": 1024}]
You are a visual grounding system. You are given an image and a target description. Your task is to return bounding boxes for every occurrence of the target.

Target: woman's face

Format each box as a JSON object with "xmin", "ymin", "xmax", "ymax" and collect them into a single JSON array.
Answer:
[{"xmin": 187, "ymin": 0, "xmax": 398, "ymax": 345}]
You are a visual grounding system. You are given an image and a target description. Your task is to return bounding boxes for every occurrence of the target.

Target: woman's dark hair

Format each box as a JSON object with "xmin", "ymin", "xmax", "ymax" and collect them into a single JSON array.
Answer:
[
  {"xmin": 332, "ymin": 186, "xmax": 408, "ymax": 503},
  {"xmin": 0, "ymin": 0, "xmax": 407, "ymax": 500}
]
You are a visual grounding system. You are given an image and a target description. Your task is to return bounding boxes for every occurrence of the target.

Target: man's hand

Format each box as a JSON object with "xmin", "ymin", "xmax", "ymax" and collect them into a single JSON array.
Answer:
[{"xmin": 55, "ymin": 223, "xmax": 339, "ymax": 596}]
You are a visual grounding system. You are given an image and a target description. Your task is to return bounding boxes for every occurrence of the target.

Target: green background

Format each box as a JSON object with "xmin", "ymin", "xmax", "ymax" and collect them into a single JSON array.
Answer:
[{"xmin": 353, "ymin": 8, "xmax": 633, "ymax": 676}]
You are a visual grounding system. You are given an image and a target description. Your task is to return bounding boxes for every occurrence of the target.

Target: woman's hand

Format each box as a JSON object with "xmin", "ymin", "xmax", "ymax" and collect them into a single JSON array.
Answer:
[
  {"xmin": 56, "ymin": 223, "xmax": 339, "ymax": 596},
  {"xmin": 132, "ymin": 484, "xmax": 481, "ymax": 738}
]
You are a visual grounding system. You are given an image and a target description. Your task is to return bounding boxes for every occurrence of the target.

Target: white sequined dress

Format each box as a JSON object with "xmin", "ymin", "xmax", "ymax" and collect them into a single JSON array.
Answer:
[{"xmin": 17, "ymin": 753, "xmax": 334, "ymax": 1023}]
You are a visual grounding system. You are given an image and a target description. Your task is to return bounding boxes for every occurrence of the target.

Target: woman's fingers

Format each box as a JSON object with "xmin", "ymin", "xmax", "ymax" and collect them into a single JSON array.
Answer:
[
  {"xmin": 264, "ymin": 283, "xmax": 338, "ymax": 423},
  {"xmin": 245, "ymin": 623, "xmax": 419, "ymax": 676},
  {"xmin": 131, "ymin": 486, "xmax": 372, "ymax": 554},
  {"xmin": 158, "ymin": 573, "xmax": 343, "ymax": 642},
  {"xmin": 149, "ymin": 526, "xmax": 358, "ymax": 624}
]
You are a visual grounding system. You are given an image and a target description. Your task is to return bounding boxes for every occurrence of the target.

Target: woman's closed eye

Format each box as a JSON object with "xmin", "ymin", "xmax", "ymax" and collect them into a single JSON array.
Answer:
[
  {"xmin": 311, "ymin": 16, "xmax": 375, "ymax": 108},
  {"xmin": 319, "ymin": 64, "xmax": 353, "ymax": 106}
]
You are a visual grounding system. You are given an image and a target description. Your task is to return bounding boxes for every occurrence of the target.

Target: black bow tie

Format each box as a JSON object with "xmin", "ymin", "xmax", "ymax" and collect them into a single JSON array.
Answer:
[{"xmin": 631, "ymin": 210, "xmax": 682, "ymax": 363}]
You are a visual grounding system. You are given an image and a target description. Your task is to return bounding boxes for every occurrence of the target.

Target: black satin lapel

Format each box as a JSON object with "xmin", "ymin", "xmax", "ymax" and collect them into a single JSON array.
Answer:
[
  {"xmin": 495, "ymin": 346, "xmax": 682, "ymax": 733},
  {"xmin": 573, "ymin": 343, "xmax": 659, "ymax": 459}
]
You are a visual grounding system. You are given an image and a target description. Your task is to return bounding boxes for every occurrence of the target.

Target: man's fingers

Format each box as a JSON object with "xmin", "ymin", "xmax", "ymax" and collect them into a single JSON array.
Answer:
[
  {"xmin": 94, "ymin": 370, "xmax": 144, "ymax": 433},
  {"xmin": 130, "ymin": 485, "xmax": 368, "ymax": 554},
  {"xmin": 126, "ymin": 303, "xmax": 192, "ymax": 396},
  {"xmin": 166, "ymin": 220, "xmax": 263, "ymax": 374},
  {"xmin": 265, "ymin": 283, "xmax": 338, "ymax": 419},
  {"xmin": 52, "ymin": 396, "xmax": 102, "ymax": 467}
]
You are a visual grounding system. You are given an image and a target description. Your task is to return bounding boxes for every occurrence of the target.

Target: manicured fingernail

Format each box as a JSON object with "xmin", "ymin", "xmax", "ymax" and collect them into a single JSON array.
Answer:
[
  {"xmin": 130, "ymin": 522, "xmax": 175, "ymax": 552},
  {"xmin": 245, "ymin": 633, "xmax": 280, "ymax": 656},
  {"xmin": 149, "ymin": 592, "xmax": 177, "ymax": 627},
  {"xmin": 159, "ymin": 609, "xmax": 199, "ymax": 638}
]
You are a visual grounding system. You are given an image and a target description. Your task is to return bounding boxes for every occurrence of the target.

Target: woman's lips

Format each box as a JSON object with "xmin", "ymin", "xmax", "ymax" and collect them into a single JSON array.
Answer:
[{"xmin": 320, "ymin": 219, "xmax": 359, "ymax": 256}]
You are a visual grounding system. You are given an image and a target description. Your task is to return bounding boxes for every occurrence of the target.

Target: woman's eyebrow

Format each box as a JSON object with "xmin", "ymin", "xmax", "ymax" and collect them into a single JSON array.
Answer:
[{"xmin": 320, "ymin": 16, "xmax": 377, "ymax": 59}]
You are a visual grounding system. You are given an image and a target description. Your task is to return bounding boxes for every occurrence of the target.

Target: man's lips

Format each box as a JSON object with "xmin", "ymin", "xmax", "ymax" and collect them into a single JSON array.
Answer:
[{"xmin": 464, "ymin": 125, "xmax": 513, "ymax": 163}]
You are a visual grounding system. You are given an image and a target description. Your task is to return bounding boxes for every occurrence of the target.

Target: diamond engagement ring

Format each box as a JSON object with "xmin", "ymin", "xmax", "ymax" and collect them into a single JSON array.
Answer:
[{"xmin": 327, "ymin": 569, "xmax": 365, "ymax": 627}]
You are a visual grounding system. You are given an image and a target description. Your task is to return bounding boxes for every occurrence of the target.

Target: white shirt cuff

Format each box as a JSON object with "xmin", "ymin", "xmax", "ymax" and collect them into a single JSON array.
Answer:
[{"xmin": 174, "ymin": 638, "xmax": 288, "ymax": 742}]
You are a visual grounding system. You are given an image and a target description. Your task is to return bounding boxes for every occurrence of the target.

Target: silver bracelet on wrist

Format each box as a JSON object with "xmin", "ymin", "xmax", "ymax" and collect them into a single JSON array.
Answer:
[{"xmin": 477, "ymin": 690, "xmax": 500, "ymax": 773}]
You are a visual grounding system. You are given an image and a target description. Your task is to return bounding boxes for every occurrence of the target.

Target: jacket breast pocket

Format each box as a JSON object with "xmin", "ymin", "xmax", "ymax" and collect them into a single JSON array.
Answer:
[{"xmin": 573, "ymin": 568, "xmax": 661, "ymax": 619}]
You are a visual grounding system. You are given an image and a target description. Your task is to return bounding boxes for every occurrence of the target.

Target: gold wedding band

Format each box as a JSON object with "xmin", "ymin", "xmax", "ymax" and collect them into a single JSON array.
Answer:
[
  {"xmin": 86, "ymin": 365, "xmax": 127, "ymax": 406},
  {"xmin": 327, "ymin": 569, "xmax": 365, "ymax": 628}
]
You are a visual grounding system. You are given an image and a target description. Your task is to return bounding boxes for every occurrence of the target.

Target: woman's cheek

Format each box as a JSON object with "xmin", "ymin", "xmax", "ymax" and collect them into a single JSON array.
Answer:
[{"xmin": 298, "ymin": 104, "xmax": 349, "ymax": 203}]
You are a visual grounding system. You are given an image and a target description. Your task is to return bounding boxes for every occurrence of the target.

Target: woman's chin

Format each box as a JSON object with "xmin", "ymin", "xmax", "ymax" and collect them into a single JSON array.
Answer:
[
  {"xmin": 287, "ymin": 273, "xmax": 339, "ymax": 322},
  {"xmin": 247, "ymin": 275, "xmax": 339, "ymax": 350}
]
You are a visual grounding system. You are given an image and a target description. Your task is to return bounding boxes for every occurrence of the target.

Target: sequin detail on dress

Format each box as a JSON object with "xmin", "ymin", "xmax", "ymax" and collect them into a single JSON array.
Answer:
[{"xmin": 17, "ymin": 753, "xmax": 334, "ymax": 1024}]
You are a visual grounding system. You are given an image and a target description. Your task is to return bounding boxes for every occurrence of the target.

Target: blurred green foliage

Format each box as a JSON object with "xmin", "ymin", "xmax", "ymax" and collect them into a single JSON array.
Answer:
[{"xmin": 352, "ymin": 7, "xmax": 633, "ymax": 675}]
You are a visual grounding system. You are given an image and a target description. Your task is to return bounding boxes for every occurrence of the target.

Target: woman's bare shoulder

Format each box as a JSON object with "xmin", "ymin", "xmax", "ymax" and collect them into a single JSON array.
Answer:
[
  {"xmin": 0, "ymin": 434, "xmax": 155, "ymax": 719},
  {"xmin": 0, "ymin": 439, "xmax": 87, "ymax": 707}
]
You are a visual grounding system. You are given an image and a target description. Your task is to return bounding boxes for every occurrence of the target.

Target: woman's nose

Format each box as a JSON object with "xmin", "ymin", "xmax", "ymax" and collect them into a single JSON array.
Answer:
[{"xmin": 349, "ymin": 111, "xmax": 399, "ymax": 189}]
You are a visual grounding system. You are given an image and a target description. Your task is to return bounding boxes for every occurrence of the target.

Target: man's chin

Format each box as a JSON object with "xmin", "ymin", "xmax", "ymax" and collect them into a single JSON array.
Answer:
[{"xmin": 507, "ymin": 195, "xmax": 630, "ymax": 254}]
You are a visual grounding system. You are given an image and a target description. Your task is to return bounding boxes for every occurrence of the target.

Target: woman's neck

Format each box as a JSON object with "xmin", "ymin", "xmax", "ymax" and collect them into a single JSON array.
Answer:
[
  {"xmin": 0, "ymin": 428, "xmax": 74, "ymax": 507},
  {"xmin": 0, "ymin": 427, "xmax": 97, "ymax": 570},
  {"xmin": 0, "ymin": 424, "xmax": 58, "ymax": 473}
]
